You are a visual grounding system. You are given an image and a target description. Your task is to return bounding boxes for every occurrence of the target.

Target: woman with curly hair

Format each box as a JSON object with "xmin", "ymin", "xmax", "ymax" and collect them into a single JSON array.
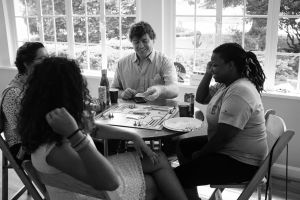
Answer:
[
  {"xmin": 1, "ymin": 42, "xmax": 48, "ymax": 163},
  {"xmin": 175, "ymin": 43, "xmax": 267, "ymax": 199},
  {"xmin": 18, "ymin": 57, "xmax": 187, "ymax": 200}
]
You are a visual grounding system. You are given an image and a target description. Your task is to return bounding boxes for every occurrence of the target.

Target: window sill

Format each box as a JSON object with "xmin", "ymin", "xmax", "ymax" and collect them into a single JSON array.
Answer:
[
  {"xmin": 2, "ymin": 67, "xmax": 300, "ymax": 101},
  {"xmin": 177, "ymin": 81, "xmax": 300, "ymax": 101}
]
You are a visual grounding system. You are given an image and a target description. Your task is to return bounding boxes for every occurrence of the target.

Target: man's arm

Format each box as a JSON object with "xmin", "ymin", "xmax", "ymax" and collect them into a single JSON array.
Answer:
[
  {"xmin": 143, "ymin": 56, "xmax": 179, "ymax": 101},
  {"xmin": 157, "ymin": 83, "xmax": 179, "ymax": 99}
]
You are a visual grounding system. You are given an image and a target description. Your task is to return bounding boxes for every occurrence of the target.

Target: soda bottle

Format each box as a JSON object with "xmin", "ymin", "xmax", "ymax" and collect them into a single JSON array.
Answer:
[{"xmin": 100, "ymin": 69, "xmax": 110, "ymax": 106}]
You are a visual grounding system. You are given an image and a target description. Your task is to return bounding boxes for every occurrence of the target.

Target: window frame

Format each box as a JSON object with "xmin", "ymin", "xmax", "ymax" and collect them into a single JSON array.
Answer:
[
  {"xmin": 10, "ymin": 0, "xmax": 138, "ymax": 72},
  {"xmin": 174, "ymin": 0, "xmax": 300, "ymax": 95}
]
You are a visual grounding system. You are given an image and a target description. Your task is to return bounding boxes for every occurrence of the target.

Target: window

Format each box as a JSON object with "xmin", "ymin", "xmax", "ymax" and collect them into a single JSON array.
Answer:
[
  {"xmin": 13, "ymin": 0, "xmax": 136, "ymax": 72},
  {"xmin": 175, "ymin": 0, "xmax": 300, "ymax": 94}
]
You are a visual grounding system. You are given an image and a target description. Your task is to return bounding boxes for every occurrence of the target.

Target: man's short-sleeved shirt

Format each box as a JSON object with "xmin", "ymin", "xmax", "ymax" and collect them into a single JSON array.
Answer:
[
  {"xmin": 206, "ymin": 78, "xmax": 267, "ymax": 166},
  {"xmin": 111, "ymin": 50, "xmax": 177, "ymax": 93}
]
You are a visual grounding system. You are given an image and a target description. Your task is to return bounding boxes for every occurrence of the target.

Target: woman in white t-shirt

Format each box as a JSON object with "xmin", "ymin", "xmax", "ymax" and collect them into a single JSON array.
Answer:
[
  {"xmin": 175, "ymin": 43, "xmax": 267, "ymax": 200},
  {"xmin": 18, "ymin": 57, "xmax": 187, "ymax": 200}
]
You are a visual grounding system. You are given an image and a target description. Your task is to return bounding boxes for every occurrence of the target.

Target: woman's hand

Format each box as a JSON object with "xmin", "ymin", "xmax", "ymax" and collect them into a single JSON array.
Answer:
[
  {"xmin": 45, "ymin": 107, "xmax": 78, "ymax": 137},
  {"xmin": 206, "ymin": 61, "xmax": 213, "ymax": 75},
  {"xmin": 133, "ymin": 137, "xmax": 159, "ymax": 165}
]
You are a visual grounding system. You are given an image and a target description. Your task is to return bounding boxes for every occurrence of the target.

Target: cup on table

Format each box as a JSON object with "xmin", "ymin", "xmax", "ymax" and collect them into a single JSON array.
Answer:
[
  {"xmin": 109, "ymin": 88, "xmax": 119, "ymax": 104},
  {"xmin": 178, "ymin": 102, "xmax": 190, "ymax": 117}
]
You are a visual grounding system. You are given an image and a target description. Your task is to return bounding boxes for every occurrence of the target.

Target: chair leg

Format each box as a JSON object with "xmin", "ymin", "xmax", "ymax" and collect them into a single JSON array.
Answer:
[
  {"xmin": 2, "ymin": 154, "xmax": 8, "ymax": 200},
  {"xmin": 209, "ymin": 188, "xmax": 224, "ymax": 200},
  {"xmin": 257, "ymin": 186, "xmax": 262, "ymax": 200},
  {"xmin": 11, "ymin": 186, "xmax": 27, "ymax": 200},
  {"xmin": 268, "ymin": 179, "xmax": 272, "ymax": 200}
]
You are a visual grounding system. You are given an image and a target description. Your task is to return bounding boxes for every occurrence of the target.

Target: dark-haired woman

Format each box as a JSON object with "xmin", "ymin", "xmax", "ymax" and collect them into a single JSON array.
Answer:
[
  {"xmin": 175, "ymin": 43, "xmax": 267, "ymax": 200},
  {"xmin": 1, "ymin": 42, "xmax": 48, "ymax": 163},
  {"xmin": 18, "ymin": 57, "xmax": 187, "ymax": 200}
]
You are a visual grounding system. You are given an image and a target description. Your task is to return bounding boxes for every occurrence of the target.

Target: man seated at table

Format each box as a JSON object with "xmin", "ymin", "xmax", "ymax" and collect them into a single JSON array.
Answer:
[{"xmin": 111, "ymin": 21, "xmax": 179, "ymax": 101}]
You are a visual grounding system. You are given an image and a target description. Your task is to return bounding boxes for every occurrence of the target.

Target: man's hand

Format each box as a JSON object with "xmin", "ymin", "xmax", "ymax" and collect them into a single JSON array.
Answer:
[
  {"xmin": 121, "ymin": 88, "xmax": 137, "ymax": 100},
  {"xmin": 143, "ymin": 86, "xmax": 162, "ymax": 101}
]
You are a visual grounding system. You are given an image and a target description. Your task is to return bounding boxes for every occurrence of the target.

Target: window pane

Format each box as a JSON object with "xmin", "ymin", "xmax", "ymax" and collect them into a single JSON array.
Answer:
[
  {"xmin": 26, "ymin": 0, "xmax": 38, "ymax": 16},
  {"xmin": 43, "ymin": 17, "xmax": 54, "ymax": 41},
  {"xmin": 106, "ymin": 17, "xmax": 119, "ymax": 40},
  {"xmin": 44, "ymin": 43, "xmax": 56, "ymax": 56},
  {"xmin": 221, "ymin": 17, "xmax": 243, "ymax": 46},
  {"xmin": 107, "ymin": 47, "xmax": 120, "ymax": 71},
  {"xmin": 275, "ymin": 55, "xmax": 299, "ymax": 92},
  {"xmin": 88, "ymin": 17, "xmax": 100, "ymax": 43},
  {"xmin": 278, "ymin": 18, "xmax": 300, "ymax": 53},
  {"xmin": 90, "ymin": 45, "xmax": 102, "ymax": 70},
  {"xmin": 105, "ymin": 0, "xmax": 119, "ymax": 15},
  {"xmin": 54, "ymin": 0, "xmax": 66, "ymax": 15},
  {"xmin": 28, "ymin": 17, "xmax": 39, "ymax": 41},
  {"xmin": 280, "ymin": 0, "xmax": 300, "ymax": 16},
  {"xmin": 176, "ymin": 0, "xmax": 194, "ymax": 16},
  {"xmin": 121, "ymin": 17, "xmax": 135, "ymax": 39},
  {"xmin": 196, "ymin": 0, "xmax": 216, "ymax": 16},
  {"xmin": 195, "ymin": 49, "xmax": 212, "ymax": 72},
  {"xmin": 56, "ymin": 17, "xmax": 67, "ymax": 42},
  {"xmin": 57, "ymin": 43, "xmax": 68, "ymax": 57},
  {"xmin": 176, "ymin": 17, "xmax": 195, "ymax": 49},
  {"xmin": 73, "ymin": 0, "xmax": 85, "ymax": 15},
  {"xmin": 223, "ymin": 0, "xmax": 243, "ymax": 16},
  {"xmin": 246, "ymin": 0, "xmax": 268, "ymax": 15},
  {"xmin": 122, "ymin": 47, "xmax": 133, "ymax": 56},
  {"xmin": 42, "ymin": 0, "xmax": 53, "ymax": 15},
  {"xmin": 87, "ymin": 0, "xmax": 101, "ymax": 15},
  {"xmin": 196, "ymin": 17, "xmax": 215, "ymax": 50},
  {"xmin": 14, "ymin": 0, "xmax": 26, "ymax": 16},
  {"xmin": 121, "ymin": 0, "xmax": 136, "ymax": 15},
  {"xmin": 75, "ymin": 45, "xmax": 88, "ymax": 69},
  {"xmin": 244, "ymin": 18, "xmax": 267, "ymax": 51},
  {"xmin": 74, "ymin": 17, "xmax": 86, "ymax": 43},
  {"xmin": 122, "ymin": 40, "xmax": 132, "ymax": 50},
  {"xmin": 16, "ymin": 17, "xmax": 28, "ymax": 41},
  {"xmin": 256, "ymin": 53, "xmax": 265, "ymax": 68},
  {"xmin": 175, "ymin": 49, "xmax": 194, "ymax": 76}
]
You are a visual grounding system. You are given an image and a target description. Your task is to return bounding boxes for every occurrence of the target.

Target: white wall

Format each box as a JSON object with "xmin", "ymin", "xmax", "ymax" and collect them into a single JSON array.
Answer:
[{"xmin": 0, "ymin": 0, "xmax": 299, "ymax": 181}]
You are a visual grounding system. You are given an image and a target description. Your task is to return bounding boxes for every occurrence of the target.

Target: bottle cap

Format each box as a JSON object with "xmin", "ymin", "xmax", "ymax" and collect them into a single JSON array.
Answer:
[{"xmin": 101, "ymin": 69, "xmax": 107, "ymax": 75}]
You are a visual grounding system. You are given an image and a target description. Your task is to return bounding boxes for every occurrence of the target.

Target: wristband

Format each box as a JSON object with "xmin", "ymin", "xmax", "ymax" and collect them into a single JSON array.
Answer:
[
  {"xmin": 67, "ymin": 128, "xmax": 81, "ymax": 140},
  {"xmin": 74, "ymin": 137, "xmax": 90, "ymax": 152}
]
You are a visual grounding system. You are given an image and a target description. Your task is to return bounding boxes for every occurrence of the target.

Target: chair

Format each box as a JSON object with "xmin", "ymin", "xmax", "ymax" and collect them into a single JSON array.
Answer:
[
  {"xmin": 209, "ymin": 109, "xmax": 289, "ymax": 200},
  {"xmin": 174, "ymin": 62, "xmax": 186, "ymax": 83},
  {"xmin": 23, "ymin": 159, "xmax": 121, "ymax": 200},
  {"xmin": 0, "ymin": 133, "xmax": 48, "ymax": 200}
]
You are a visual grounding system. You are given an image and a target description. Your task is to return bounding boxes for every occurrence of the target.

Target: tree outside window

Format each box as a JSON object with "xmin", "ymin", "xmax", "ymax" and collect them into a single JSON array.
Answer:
[
  {"xmin": 175, "ymin": 0, "xmax": 300, "ymax": 94},
  {"xmin": 13, "ymin": 0, "xmax": 136, "ymax": 73}
]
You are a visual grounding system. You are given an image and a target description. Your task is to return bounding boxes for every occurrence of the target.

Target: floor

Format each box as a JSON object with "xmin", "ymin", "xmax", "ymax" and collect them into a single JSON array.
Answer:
[{"xmin": 1, "ymin": 152, "xmax": 300, "ymax": 200}]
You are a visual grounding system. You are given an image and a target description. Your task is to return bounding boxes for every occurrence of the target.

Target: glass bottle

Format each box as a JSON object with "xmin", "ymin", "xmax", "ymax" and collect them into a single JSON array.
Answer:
[{"xmin": 100, "ymin": 69, "xmax": 110, "ymax": 106}]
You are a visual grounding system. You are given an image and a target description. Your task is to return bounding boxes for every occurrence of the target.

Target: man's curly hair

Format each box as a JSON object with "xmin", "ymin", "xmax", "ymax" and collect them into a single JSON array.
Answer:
[{"xmin": 129, "ymin": 21, "xmax": 156, "ymax": 41}]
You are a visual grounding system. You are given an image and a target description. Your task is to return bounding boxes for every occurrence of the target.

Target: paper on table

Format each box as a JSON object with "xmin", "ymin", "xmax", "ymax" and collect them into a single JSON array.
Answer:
[{"xmin": 135, "ymin": 93, "xmax": 146, "ymax": 98}]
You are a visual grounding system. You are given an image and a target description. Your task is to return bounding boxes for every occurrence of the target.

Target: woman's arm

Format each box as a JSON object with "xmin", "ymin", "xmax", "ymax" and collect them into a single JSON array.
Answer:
[
  {"xmin": 192, "ymin": 123, "xmax": 240, "ymax": 159},
  {"xmin": 45, "ymin": 108, "xmax": 120, "ymax": 191},
  {"xmin": 196, "ymin": 62, "xmax": 213, "ymax": 104},
  {"xmin": 94, "ymin": 123, "xmax": 159, "ymax": 163}
]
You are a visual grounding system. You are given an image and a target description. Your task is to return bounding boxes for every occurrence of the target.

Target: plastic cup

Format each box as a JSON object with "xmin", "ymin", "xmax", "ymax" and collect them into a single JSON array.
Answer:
[
  {"xmin": 109, "ymin": 88, "xmax": 119, "ymax": 104},
  {"xmin": 178, "ymin": 102, "xmax": 190, "ymax": 117}
]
